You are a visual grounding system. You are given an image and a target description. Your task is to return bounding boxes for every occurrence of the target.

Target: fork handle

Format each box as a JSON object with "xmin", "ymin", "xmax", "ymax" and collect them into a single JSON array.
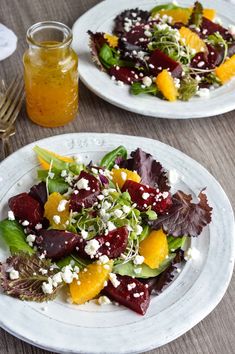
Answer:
[{"xmin": 1, "ymin": 136, "xmax": 11, "ymax": 159}]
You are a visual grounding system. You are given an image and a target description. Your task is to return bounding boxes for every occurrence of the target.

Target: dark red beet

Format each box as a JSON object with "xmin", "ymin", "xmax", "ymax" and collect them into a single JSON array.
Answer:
[
  {"xmin": 29, "ymin": 182, "xmax": 48, "ymax": 208},
  {"xmin": 200, "ymin": 17, "xmax": 233, "ymax": 42},
  {"xmin": 75, "ymin": 226, "xmax": 129, "ymax": 260},
  {"xmin": 228, "ymin": 42, "xmax": 235, "ymax": 58},
  {"xmin": 148, "ymin": 49, "xmax": 182, "ymax": 78},
  {"xmin": 125, "ymin": 24, "xmax": 149, "ymax": 48},
  {"xmin": 69, "ymin": 171, "xmax": 100, "ymax": 212},
  {"xmin": 191, "ymin": 44, "xmax": 224, "ymax": 70},
  {"xmin": 122, "ymin": 180, "xmax": 172, "ymax": 214},
  {"xmin": 36, "ymin": 229, "xmax": 80, "ymax": 260},
  {"xmin": 104, "ymin": 275, "xmax": 150, "ymax": 315},
  {"xmin": 8, "ymin": 193, "xmax": 43, "ymax": 227},
  {"xmin": 109, "ymin": 67, "xmax": 140, "ymax": 84},
  {"xmin": 96, "ymin": 226, "xmax": 129, "ymax": 258}
]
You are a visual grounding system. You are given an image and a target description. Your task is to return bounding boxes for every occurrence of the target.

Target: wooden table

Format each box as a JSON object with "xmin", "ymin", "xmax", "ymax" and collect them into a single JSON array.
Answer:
[{"xmin": 0, "ymin": 0, "xmax": 234, "ymax": 353}]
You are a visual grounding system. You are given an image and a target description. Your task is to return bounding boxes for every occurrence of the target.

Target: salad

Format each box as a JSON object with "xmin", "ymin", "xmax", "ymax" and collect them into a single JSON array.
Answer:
[
  {"xmin": 88, "ymin": 1, "xmax": 235, "ymax": 101},
  {"xmin": 0, "ymin": 146, "xmax": 212, "ymax": 315}
]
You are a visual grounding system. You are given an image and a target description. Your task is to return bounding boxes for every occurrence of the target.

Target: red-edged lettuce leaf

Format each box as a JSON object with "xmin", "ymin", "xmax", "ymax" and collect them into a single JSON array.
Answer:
[
  {"xmin": 120, "ymin": 148, "xmax": 170, "ymax": 191},
  {"xmin": 113, "ymin": 8, "xmax": 150, "ymax": 36},
  {"xmin": 87, "ymin": 31, "xmax": 108, "ymax": 72},
  {"xmin": 149, "ymin": 190, "xmax": 212, "ymax": 237},
  {"xmin": 0, "ymin": 254, "xmax": 62, "ymax": 302},
  {"xmin": 188, "ymin": 1, "xmax": 203, "ymax": 28}
]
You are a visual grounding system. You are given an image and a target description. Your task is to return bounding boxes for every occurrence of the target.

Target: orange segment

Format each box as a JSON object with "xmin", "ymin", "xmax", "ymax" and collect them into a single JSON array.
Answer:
[
  {"xmin": 156, "ymin": 70, "xmax": 178, "ymax": 102},
  {"xmin": 111, "ymin": 168, "xmax": 141, "ymax": 189},
  {"xmin": 215, "ymin": 55, "xmax": 235, "ymax": 84},
  {"xmin": 104, "ymin": 33, "xmax": 119, "ymax": 48},
  {"xmin": 139, "ymin": 229, "xmax": 168, "ymax": 269},
  {"xmin": 155, "ymin": 8, "xmax": 215, "ymax": 24},
  {"xmin": 70, "ymin": 261, "xmax": 113, "ymax": 304},
  {"xmin": 38, "ymin": 149, "xmax": 73, "ymax": 170},
  {"xmin": 179, "ymin": 26, "xmax": 207, "ymax": 53},
  {"xmin": 44, "ymin": 192, "xmax": 70, "ymax": 229},
  {"xmin": 202, "ymin": 9, "xmax": 216, "ymax": 21}
]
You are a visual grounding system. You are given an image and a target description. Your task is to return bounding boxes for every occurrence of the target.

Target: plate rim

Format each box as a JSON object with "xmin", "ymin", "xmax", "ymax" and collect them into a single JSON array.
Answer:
[
  {"xmin": 0, "ymin": 132, "xmax": 234, "ymax": 354},
  {"xmin": 72, "ymin": 0, "xmax": 235, "ymax": 119}
]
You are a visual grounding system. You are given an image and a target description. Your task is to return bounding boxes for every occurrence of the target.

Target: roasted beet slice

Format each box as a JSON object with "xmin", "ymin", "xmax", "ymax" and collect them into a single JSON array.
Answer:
[
  {"xmin": 8, "ymin": 193, "xmax": 43, "ymax": 227},
  {"xmin": 96, "ymin": 226, "xmax": 129, "ymax": 258},
  {"xmin": 75, "ymin": 226, "xmax": 129, "ymax": 260},
  {"xmin": 36, "ymin": 229, "xmax": 80, "ymax": 260},
  {"xmin": 29, "ymin": 182, "xmax": 48, "ymax": 208},
  {"xmin": 191, "ymin": 44, "xmax": 223, "ymax": 70},
  {"xmin": 109, "ymin": 67, "xmax": 140, "ymax": 84},
  {"xmin": 148, "ymin": 49, "xmax": 182, "ymax": 78},
  {"xmin": 200, "ymin": 17, "xmax": 233, "ymax": 42},
  {"xmin": 69, "ymin": 171, "xmax": 100, "ymax": 212},
  {"xmin": 122, "ymin": 180, "xmax": 172, "ymax": 214},
  {"xmin": 104, "ymin": 275, "xmax": 150, "ymax": 315}
]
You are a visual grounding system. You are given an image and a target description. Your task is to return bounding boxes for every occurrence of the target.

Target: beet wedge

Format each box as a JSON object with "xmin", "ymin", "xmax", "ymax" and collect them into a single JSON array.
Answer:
[
  {"xmin": 36, "ymin": 229, "xmax": 80, "ymax": 261},
  {"xmin": 148, "ymin": 49, "xmax": 182, "ymax": 78},
  {"xmin": 69, "ymin": 171, "xmax": 100, "ymax": 212},
  {"xmin": 122, "ymin": 180, "xmax": 172, "ymax": 214},
  {"xmin": 104, "ymin": 275, "xmax": 150, "ymax": 315},
  {"xmin": 8, "ymin": 193, "xmax": 43, "ymax": 227},
  {"xmin": 109, "ymin": 67, "xmax": 140, "ymax": 85},
  {"xmin": 75, "ymin": 226, "xmax": 129, "ymax": 260}
]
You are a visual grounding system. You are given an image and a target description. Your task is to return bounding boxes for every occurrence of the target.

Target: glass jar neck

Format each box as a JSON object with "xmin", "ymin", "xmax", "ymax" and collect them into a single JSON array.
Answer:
[{"xmin": 27, "ymin": 21, "xmax": 72, "ymax": 52}]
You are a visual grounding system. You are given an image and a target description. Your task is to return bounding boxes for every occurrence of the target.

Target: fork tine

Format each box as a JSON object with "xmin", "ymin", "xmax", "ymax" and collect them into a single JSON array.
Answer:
[
  {"xmin": 2, "ymin": 80, "xmax": 24, "ymax": 124},
  {"xmin": 6, "ymin": 93, "xmax": 24, "ymax": 128},
  {"xmin": 0, "ymin": 76, "xmax": 18, "ymax": 111},
  {"xmin": 0, "ymin": 76, "xmax": 22, "ymax": 119}
]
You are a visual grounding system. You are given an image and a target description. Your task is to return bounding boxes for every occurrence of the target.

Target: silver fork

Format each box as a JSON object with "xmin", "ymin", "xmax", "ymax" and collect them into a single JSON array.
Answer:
[{"xmin": 0, "ymin": 77, "xmax": 24, "ymax": 159}]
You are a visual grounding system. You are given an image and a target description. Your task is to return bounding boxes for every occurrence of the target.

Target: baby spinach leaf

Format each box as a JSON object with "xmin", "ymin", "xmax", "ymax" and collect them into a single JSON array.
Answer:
[
  {"xmin": 151, "ymin": 3, "xmax": 179, "ymax": 16},
  {"xmin": 0, "ymin": 220, "xmax": 35, "ymax": 255},
  {"xmin": 37, "ymin": 170, "xmax": 69, "ymax": 194},
  {"xmin": 113, "ymin": 254, "xmax": 175, "ymax": 278},
  {"xmin": 188, "ymin": 1, "xmax": 203, "ymax": 28},
  {"xmin": 167, "ymin": 235, "xmax": 186, "ymax": 252},
  {"xmin": 131, "ymin": 82, "xmax": 159, "ymax": 96}
]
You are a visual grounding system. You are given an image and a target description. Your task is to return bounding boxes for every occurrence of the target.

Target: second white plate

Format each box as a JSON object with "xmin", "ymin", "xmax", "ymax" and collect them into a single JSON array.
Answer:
[{"xmin": 72, "ymin": 0, "xmax": 235, "ymax": 119}]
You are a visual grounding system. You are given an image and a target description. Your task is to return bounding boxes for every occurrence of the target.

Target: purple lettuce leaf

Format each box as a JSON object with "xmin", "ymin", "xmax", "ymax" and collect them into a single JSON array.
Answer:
[
  {"xmin": 87, "ymin": 31, "xmax": 108, "ymax": 72},
  {"xmin": 0, "ymin": 253, "xmax": 62, "ymax": 302},
  {"xmin": 149, "ymin": 190, "xmax": 212, "ymax": 237},
  {"xmin": 29, "ymin": 182, "xmax": 47, "ymax": 208},
  {"xmin": 113, "ymin": 8, "xmax": 150, "ymax": 36},
  {"xmin": 120, "ymin": 148, "xmax": 170, "ymax": 191}
]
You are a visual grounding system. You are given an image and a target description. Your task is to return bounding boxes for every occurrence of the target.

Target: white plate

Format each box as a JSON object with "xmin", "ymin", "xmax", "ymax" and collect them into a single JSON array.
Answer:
[
  {"xmin": 72, "ymin": 0, "xmax": 235, "ymax": 119},
  {"xmin": 0, "ymin": 133, "xmax": 234, "ymax": 353}
]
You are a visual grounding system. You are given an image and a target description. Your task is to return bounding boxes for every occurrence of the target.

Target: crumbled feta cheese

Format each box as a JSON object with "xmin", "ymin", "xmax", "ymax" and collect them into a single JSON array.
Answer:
[
  {"xmin": 57, "ymin": 199, "xmax": 68, "ymax": 212},
  {"xmin": 109, "ymin": 273, "xmax": 120, "ymax": 288},
  {"xmin": 53, "ymin": 215, "xmax": 61, "ymax": 224},
  {"xmin": 196, "ymin": 88, "xmax": 210, "ymax": 98},
  {"xmin": 98, "ymin": 296, "xmax": 111, "ymax": 305},
  {"xmin": 134, "ymin": 267, "xmax": 142, "ymax": 274},
  {"xmin": 76, "ymin": 178, "xmax": 90, "ymax": 190},
  {"xmin": 168, "ymin": 169, "xmax": 179, "ymax": 185},
  {"xmin": 39, "ymin": 268, "xmax": 48, "ymax": 275},
  {"xmin": 22, "ymin": 220, "xmax": 29, "ymax": 226},
  {"xmin": 42, "ymin": 278, "xmax": 53, "ymax": 294},
  {"xmin": 8, "ymin": 268, "xmax": 19, "ymax": 280},
  {"xmin": 35, "ymin": 223, "xmax": 42, "ymax": 230},
  {"xmin": 48, "ymin": 172, "xmax": 54, "ymax": 179},
  {"xmin": 117, "ymin": 80, "xmax": 124, "ymax": 87},
  {"xmin": 197, "ymin": 61, "xmax": 205, "ymax": 68},
  {"xmin": 84, "ymin": 239, "xmax": 100, "ymax": 257},
  {"xmin": 61, "ymin": 170, "xmax": 67, "ymax": 178},
  {"xmin": 52, "ymin": 272, "xmax": 63, "ymax": 287},
  {"xmin": 142, "ymin": 192, "xmax": 150, "ymax": 200},
  {"xmin": 103, "ymin": 201, "xmax": 112, "ymax": 210},
  {"xmin": 81, "ymin": 229, "xmax": 88, "ymax": 239},
  {"xmin": 26, "ymin": 234, "xmax": 36, "ymax": 247},
  {"xmin": 184, "ymin": 247, "xmax": 200, "ymax": 261},
  {"xmin": 123, "ymin": 205, "xmax": 131, "ymax": 214},
  {"xmin": 135, "ymin": 225, "xmax": 143, "ymax": 236},
  {"xmin": 107, "ymin": 221, "xmax": 116, "ymax": 231},
  {"xmin": 174, "ymin": 77, "xmax": 181, "ymax": 89},
  {"xmin": 162, "ymin": 191, "xmax": 169, "ymax": 199},
  {"xmin": 144, "ymin": 30, "xmax": 152, "ymax": 37},
  {"xmin": 8, "ymin": 210, "xmax": 15, "ymax": 221},
  {"xmin": 61, "ymin": 265, "xmax": 78, "ymax": 283},
  {"xmin": 121, "ymin": 171, "xmax": 127, "ymax": 181},
  {"xmin": 127, "ymin": 282, "xmax": 136, "ymax": 291},
  {"xmin": 97, "ymin": 194, "xmax": 104, "ymax": 201},
  {"xmin": 134, "ymin": 255, "xmax": 145, "ymax": 265},
  {"xmin": 228, "ymin": 25, "xmax": 235, "ymax": 38},
  {"xmin": 133, "ymin": 293, "xmax": 141, "ymax": 298},
  {"xmin": 98, "ymin": 255, "xmax": 110, "ymax": 264},
  {"xmin": 142, "ymin": 76, "xmax": 152, "ymax": 87},
  {"xmin": 113, "ymin": 209, "xmax": 123, "ymax": 218}
]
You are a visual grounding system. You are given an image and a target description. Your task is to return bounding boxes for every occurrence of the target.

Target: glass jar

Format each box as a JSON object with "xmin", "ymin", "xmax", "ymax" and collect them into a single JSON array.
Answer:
[{"xmin": 23, "ymin": 21, "xmax": 78, "ymax": 127}]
